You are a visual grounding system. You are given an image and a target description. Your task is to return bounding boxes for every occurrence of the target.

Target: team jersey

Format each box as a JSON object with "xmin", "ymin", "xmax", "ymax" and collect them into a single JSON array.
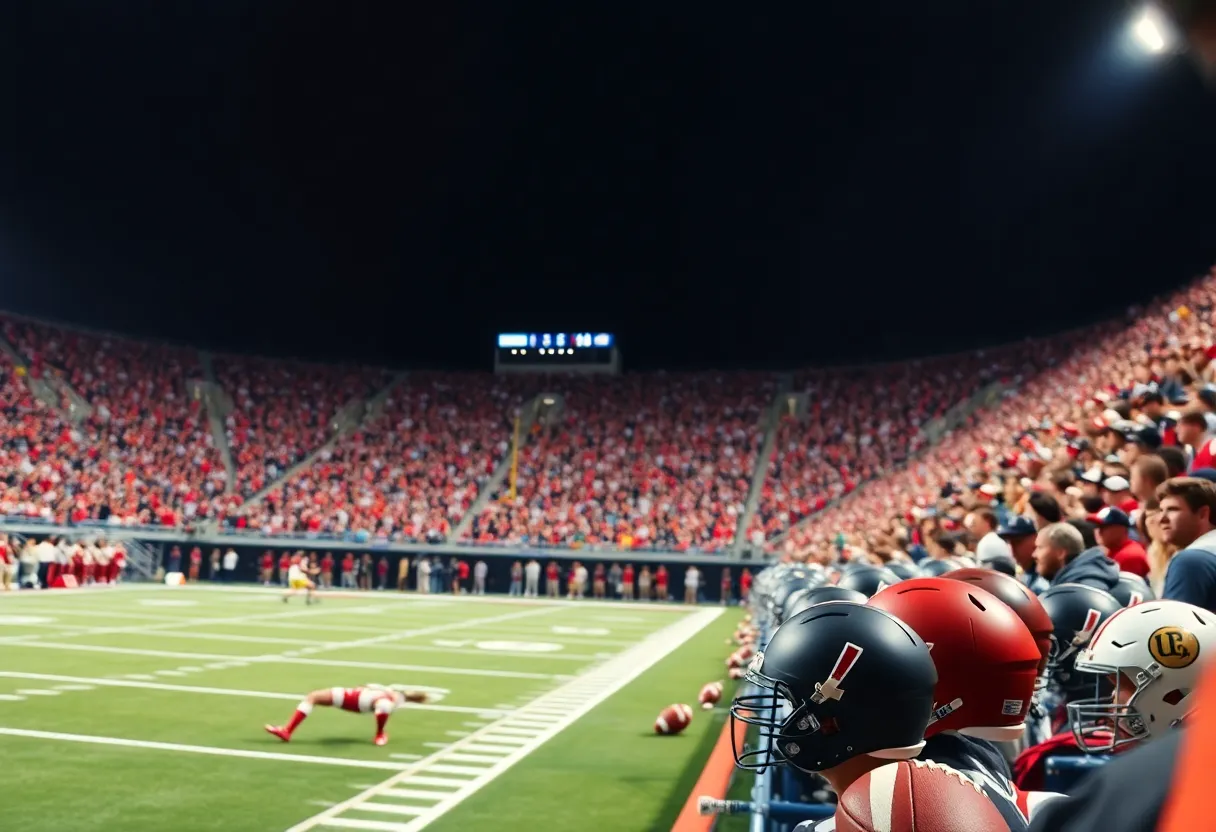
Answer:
[
  {"xmin": 794, "ymin": 734, "xmax": 1063, "ymax": 832},
  {"xmin": 288, "ymin": 563, "xmax": 306, "ymax": 582},
  {"xmin": 331, "ymin": 686, "xmax": 398, "ymax": 714}
]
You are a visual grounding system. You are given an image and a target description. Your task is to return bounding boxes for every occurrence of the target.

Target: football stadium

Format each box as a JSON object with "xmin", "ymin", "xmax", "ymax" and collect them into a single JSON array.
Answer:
[{"xmin": 6, "ymin": 3, "xmax": 1216, "ymax": 832}]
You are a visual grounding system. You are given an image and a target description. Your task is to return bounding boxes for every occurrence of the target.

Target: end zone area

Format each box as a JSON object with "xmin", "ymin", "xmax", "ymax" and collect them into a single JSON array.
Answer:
[{"xmin": 0, "ymin": 586, "xmax": 736, "ymax": 831}]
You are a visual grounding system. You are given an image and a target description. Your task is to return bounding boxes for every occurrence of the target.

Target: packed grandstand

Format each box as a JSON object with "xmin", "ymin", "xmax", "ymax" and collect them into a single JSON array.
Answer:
[{"xmin": 2, "ymin": 263, "xmax": 1216, "ymax": 568}]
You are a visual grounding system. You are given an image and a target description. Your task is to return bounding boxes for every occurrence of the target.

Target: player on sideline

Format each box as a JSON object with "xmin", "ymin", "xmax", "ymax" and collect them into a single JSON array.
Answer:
[
  {"xmin": 282, "ymin": 554, "xmax": 317, "ymax": 604},
  {"xmin": 265, "ymin": 684, "xmax": 440, "ymax": 746}
]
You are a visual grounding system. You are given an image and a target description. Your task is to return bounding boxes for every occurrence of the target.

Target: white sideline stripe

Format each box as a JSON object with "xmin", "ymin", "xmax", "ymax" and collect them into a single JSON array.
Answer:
[
  {"xmin": 0, "ymin": 673, "xmax": 508, "ymax": 717},
  {"xmin": 459, "ymin": 744, "xmax": 520, "ymax": 755},
  {"xmin": 380, "ymin": 789, "xmax": 450, "ymax": 801},
  {"xmin": 316, "ymin": 820, "xmax": 413, "ymax": 831},
  {"xmin": 3, "ymin": 641, "xmax": 560, "ymax": 680},
  {"xmin": 399, "ymin": 776, "xmax": 470, "ymax": 789},
  {"xmin": 356, "ymin": 804, "xmax": 426, "ymax": 817},
  {"xmin": 443, "ymin": 753, "xmax": 506, "ymax": 765},
  {"xmin": 288, "ymin": 607, "xmax": 723, "ymax": 832},
  {"xmin": 388, "ymin": 754, "xmax": 423, "ymax": 761},
  {"xmin": 0, "ymin": 727, "xmax": 408, "ymax": 770},
  {"xmin": 465, "ymin": 734, "xmax": 529, "ymax": 746},
  {"xmin": 485, "ymin": 727, "xmax": 543, "ymax": 737},
  {"xmin": 424, "ymin": 764, "xmax": 491, "ymax": 777}
]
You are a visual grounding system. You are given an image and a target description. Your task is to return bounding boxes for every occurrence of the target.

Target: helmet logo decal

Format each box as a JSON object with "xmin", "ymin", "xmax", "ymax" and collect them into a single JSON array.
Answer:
[
  {"xmin": 1149, "ymin": 626, "xmax": 1200, "ymax": 669},
  {"xmin": 928, "ymin": 697, "xmax": 962, "ymax": 724},
  {"xmin": 810, "ymin": 642, "xmax": 863, "ymax": 704},
  {"xmin": 1072, "ymin": 608, "xmax": 1102, "ymax": 648},
  {"xmin": 748, "ymin": 652, "xmax": 764, "ymax": 675}
]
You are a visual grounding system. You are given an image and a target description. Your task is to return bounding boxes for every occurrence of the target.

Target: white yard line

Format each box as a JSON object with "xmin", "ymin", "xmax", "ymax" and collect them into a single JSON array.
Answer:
[
  {"xmin": 285, "ymin": 607, "xmax": 724, "ymax": 832},
  {"xmin": 0, "ymin": 673, "xmax": 504, "ymax": 717},
  {"xmin": 0, "ymin": 727, "xmax": 411, "ymax": 771},
  {"xmin": 0, "ymin": 641, "xmax": 562, "ymax": 679}
]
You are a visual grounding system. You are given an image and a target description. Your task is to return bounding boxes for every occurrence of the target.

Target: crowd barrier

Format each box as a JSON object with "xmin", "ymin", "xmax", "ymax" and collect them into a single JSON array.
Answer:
[{"xmin": 699, "ymin": 623, "xmax": 1113, "ymax": 831}]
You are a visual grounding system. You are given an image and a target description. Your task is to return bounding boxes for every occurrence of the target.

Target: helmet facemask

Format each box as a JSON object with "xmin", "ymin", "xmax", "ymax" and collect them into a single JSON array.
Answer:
[
  {"xmin": 1067, "ymin": 665, "xmax": 1157, "ymax": 753},
  {"xmin": 731, "ymin": 670, "xmax": 824, "ymax": 773}
]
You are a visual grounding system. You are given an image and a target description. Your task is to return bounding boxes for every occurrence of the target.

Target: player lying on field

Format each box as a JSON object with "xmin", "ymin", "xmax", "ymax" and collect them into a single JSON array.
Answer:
[{"xmin": 265, "ymin": 684, "xmax": 442, "ymax": 746}]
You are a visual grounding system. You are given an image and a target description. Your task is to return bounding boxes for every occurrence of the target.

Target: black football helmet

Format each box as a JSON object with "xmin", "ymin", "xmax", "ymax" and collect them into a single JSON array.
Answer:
[
  {"xmin": 835, "ymin": 565, "xmax": 901, "ymax": 598},
  {"xmin": 783, "ymin": 585, "xmax": 868, "ymax": 621},
  {"xmin": 732, "ymin": 602, "xmax": 936, "ymax": 773},
  {"xmin": 885, "ymin": 561, "xmax": 922, "ymax": 581},
  {"xmin": 919, "ymin": 558, "xmax": 962, "ymax": 578},
  {"xmin": 1109, "ymin": 571, "xmax": 1155, "ymax": 608},
  {"xmin": 765, "ymin": 568, "xmax": 819, "ymax": 616},
  {"xmin": 1038, "ymin": 583, "xmax": 1123, "ymax": 696},
  {"xmin": 773, "ymin": 574, "xmax": 830, "ymax": 624}
]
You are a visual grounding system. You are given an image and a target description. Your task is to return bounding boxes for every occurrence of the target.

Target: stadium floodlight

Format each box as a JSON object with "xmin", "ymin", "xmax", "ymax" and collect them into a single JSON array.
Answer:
[{"xmin": 1131, "ymin": 4, "xmax": 1177, "ymax": 54}]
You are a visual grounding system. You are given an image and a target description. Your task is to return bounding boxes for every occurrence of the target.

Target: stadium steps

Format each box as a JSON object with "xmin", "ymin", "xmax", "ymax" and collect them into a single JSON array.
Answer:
[
  {"xmin": 448, "ymin": 394, "xmax": 549, "ymax": 541},
  {"xmin": 196, "ymin": 350, "xmax": 238, "ymax": 494},
  {"xmin": 763, "ymin": 376, "xmax": 1018, "ymax": 553},
  {"xmin": 732, "ymin": 373, "xmax": 794, "ymax": 556},
  {"xmin": 237, "ymin": 371, "xmax": 410, "ymax": 511},
  {"xmin": 0, "ymin": 327, "xmax": 93, "ymax": 423}
]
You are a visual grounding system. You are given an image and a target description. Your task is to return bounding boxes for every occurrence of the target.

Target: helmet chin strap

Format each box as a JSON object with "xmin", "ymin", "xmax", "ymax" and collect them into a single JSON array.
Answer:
[{"xmin": 928, "ymin": 697, "xmax": 963, "ymax": 725}]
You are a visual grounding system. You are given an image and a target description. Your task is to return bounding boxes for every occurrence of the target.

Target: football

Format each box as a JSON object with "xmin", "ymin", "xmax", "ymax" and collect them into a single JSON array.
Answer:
[
  {"xmin": 698, "ymin": 681, "xmax": 724, "ymax": 710},
  {"xmin": 835, "ymin": 761, "xmax": 1007, "ymax": 832},
  {"xmin": 654, "ymin": 703, "xmax": 694, "ymax": 735}
]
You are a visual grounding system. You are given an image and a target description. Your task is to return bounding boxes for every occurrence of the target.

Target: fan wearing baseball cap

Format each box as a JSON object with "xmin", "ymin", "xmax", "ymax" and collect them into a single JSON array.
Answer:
[{"xmin": 1088, "ymin": 507, "xmax": 1149, "ymax": 578}]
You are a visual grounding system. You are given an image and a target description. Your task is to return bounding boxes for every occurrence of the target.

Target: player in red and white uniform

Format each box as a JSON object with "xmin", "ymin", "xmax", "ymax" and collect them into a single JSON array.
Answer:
[{"xmin": 264, "ymin": 684, "xmax": 441, "ymax": 746}]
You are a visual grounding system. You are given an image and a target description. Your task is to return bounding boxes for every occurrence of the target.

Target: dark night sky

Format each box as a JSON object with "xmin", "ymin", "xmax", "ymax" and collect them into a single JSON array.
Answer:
[{"xmin": 2, "ymin": 1, "xmax": 1215, "ymax": 371}]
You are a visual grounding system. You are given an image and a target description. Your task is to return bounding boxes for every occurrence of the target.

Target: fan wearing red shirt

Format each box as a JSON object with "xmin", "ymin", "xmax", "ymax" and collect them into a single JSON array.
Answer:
[
  {"xmin": 621, "ymin": 563, "xmax": 634, "ymax": 600},
  {"xmin": 1090, "ymin": 507, "xmax": 1150, "ymax": 578},
  {"xmin": 261, "ymin": 551, "xmax": 275, "ymax": 586},
  {"xmin": 654, "ymin": 565, "xmax": 669, "ymax": 602},
  {"xmin": 740, "ymin": 567, "xmax": 752, "ymax": 602},
  {"xmin": 376, "ymin": 556, "xmax": 389, "ymax": 591},
  {"xmin": 341, "ymin": 553, "xmax": 356, "ymax": 589},
  {"xmin": 545, "ymin": 561, "xmax": 560, "ymax": 598},
  {"xmin": 455, "ymin": 559, "xmax": 470, "ymax": 594},
  {"xmin": 188, "ymin": 546, "xmax": 202, "ymax": 582},
  {"xmin": 320, "ymin": 552, "xmax": 335, "ymax": 588},
  {"xmin": 277, "ymin": 552, "xmax": 291, "ymax": 587},
  {"xmin": 592, "ymin": 563, "xmax": 606, "ymax": 599},
  {"xmin": 720, "ymin": 567, "xmax": 732, "ymax": 605}
]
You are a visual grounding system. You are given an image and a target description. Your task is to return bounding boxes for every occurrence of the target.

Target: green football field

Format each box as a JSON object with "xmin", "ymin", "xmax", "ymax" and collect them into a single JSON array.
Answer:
[{"xmin": 0, "ymin": 584, "xmax": 740, "ymax": 832}]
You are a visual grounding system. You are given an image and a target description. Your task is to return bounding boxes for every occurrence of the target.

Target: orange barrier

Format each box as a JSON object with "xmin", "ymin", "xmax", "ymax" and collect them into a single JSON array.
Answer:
[
  {"xmin": 671, "ymin": 715, "xmax": 746, "ymax": 832},
  {"xmin": 1158, "ymin": 658, "xmax": 1216, "ymax": 831}
]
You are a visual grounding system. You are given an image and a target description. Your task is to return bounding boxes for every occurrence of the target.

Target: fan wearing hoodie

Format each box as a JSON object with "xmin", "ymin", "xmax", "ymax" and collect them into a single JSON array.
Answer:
[
  {"xmin": 1031, "ymin": 522, "xmax": 1120, "ymax": 592},
  {"xmin": 1157, "ymin": 477, "xmax": 1216, "ymax": 613}
]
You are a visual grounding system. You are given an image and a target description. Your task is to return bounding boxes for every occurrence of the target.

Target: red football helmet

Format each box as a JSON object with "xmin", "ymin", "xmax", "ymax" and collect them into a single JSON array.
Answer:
[
  {"xmin": 869, "ymin": 577, "xmax": 1041, "ymax": 741},
  {"xmin": 941, "ymin": 568, "xmax": 1053, "ymax": 679}
]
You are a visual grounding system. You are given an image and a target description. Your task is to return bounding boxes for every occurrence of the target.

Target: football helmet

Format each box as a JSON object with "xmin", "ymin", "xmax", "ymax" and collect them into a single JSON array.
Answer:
[
  {"xmin": 1038, "ymin": 583, "xmax": 1123, "ymax": 697},
  {"xmin": 783, "ymin": 585, "xmax": 867, "ymax": 620},
  {"xmin": 1068, "ymin": 600, "xmax": 1214, "ymax": 752},
  {"xmin": 731, "ymin": 602, "xmax": 936, "ymax": 773},
  {"xmin": 771, "ymin": 573, "xmax": 829, "ymax": 624},
  {"xmin": 919, "ymin": 558, "xmax": 962, "ymax": 578},
  {"xmin": 869, "ymin": 577, "xmax": 1041, "ymax": 741},
  {"xmin": 943, "ymin": 568, "xmax": 1054, "ymax": 680},
  {"xmin": 836, "ymin": 565, "xmax": 901, "ymax": 598},
  {"xmin": 886, "ymin": 561, "xmax": 923, "ymax": 581},
  {"xmin": 1109, "ymin": 571, "xmax": 1156, "ymax": 608}
]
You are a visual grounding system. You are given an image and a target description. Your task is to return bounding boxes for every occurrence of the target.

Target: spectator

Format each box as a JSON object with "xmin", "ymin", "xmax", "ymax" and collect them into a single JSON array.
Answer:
[
  {"xmin": 340, "ymin": 552, "xmax": 356, "ymax": 589},
  {"xmin": 222, "ymin": 546, "xmax": 238, "ymax": 582},
  {"xmin": 375, "ymin": 556, "xmax": 388, "ymax": 590},
  {"xmin": 721, "ymin": 567, "xmax": 732, "ymax": 605},
  {"xmin": 455, "ymin": 558, "xmax": 468, "ymax": 594},
  {"xmin": 1066, "ymin": 518, "xmax": 1099, "ymax": 550},
  {"xmin": 592, "ymin": 563, "xmax": 606, "ymax": 599},
  {"xmin": 655, "ymin": 564, "xmax": 668, "ymax": 601},
  {"xmin": 968, "ymin": 506, "xmax": 1012, "ymax": 567},
  {"xmin": 524, "ymin": 558, "xmax": 539, "ymax": 597},
  {"xmin": 473, "ymin": 559, "xmax": 487, "ymax": 595},
  {"xmin": 621, "ymin": 562, "xmax": 635, "ymax": 600},
  {"xmin": 1158, "ymin": 478, "xmax": 1216, "ymax": 611},
  {"xmin": 416, "ymin": 556, "xmax": 430, "ymax": 593},
  {"xmin": 608, "ymin": 562, "xmax": 622, "ymax": 599},
  {"xmin": 1159, "ymin": 446, "xmax": 1189, "ymax": 479},
  {"xmin": 1091, "ymin": 508, "xmax": 1150, "ymax": 577},
  {"xmin": 1029, "ymin": 492, "xmax": 1063, "ymax": 528},
  {"xmin": 320, "ymin": 551, "xmax": 334, "ymax": 588},
  {"xmin": 998, "ymin": 516, "xmax": 1047, "ymax": 593},
  {"xmin": 638, "ymin": 565, "xmax": 652, "ymax": 601},
  {"xmin": 684, "ymin": 564, "xmax": 700, "ymax": 604},
  {"xmin": 360, "ymin": 554, "xmax": 373, "ymax": 591},
  {"xmin": 396, "ymin": 554, "xmax": 409, "ymax": 592},
  {"xmin": 209, "ymin": 548, "xmax": 221, "ymax": 581},
  {"xmin": 545, "ymin": 561, "xmax": 559, "ymax": 598},
  {"xmin": 1132, "ymin": 455, "xmax": 1170, "ymax": 505},
  {"xmin": 508, "ymin": 560, "xmax": 523, "ymax": 596},
  {"xmin": 1034, "ymin": 522, "xmax": 1119, "ymax": 590}
]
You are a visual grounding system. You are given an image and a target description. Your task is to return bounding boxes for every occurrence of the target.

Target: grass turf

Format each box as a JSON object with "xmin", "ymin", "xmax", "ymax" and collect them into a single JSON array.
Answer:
[{"xmin": 0, "ymin": 585, "xmax": 742, "ymax": 831}]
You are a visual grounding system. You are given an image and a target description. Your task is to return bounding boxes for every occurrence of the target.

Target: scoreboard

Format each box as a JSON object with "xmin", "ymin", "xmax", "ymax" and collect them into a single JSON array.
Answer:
[{"xmin": 494, "ymin": 332, "xmax": 619, "ymax": 373}]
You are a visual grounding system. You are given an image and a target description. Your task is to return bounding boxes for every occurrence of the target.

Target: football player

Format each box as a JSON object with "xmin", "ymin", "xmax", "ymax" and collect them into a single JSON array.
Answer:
[
  {"xmin": 730, "ymin": 601, "xmax": 940, "ymax": 831},
  {"xmin": 1025, "ymin": 599, "xmax": 1214, "ymax": 831},
  {"xmin": 1011, "ymin": 583, "xmax": 1122, "ymax": 789},
  {"xmin": 867, "ymin": 577, "xmax": 1065, "ymax": 829},
  {"xmin": 282, "ymin": 554, "xmax": 317, "ymax": 604},
  {"xmin": 264, "ymin": 684, "xmax": 440, "ymax": 746}
]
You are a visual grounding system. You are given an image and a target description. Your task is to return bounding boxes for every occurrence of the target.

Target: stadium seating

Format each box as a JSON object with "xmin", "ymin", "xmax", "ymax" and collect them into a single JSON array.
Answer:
[{"xmin": 465, "ymin": 373, "xmax": 776, "ymax": 551}]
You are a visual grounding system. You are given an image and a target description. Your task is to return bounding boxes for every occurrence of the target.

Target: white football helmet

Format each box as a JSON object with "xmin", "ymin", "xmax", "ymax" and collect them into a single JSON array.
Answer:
[{"xmin": 1067, "ymin": 600, "xmax": 1214, "ymax": 752}]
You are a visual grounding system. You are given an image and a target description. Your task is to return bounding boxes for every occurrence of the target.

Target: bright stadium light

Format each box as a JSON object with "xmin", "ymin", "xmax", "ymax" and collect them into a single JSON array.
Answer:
[{"xmin": 1131, "ymin": 4, "xmax": 1176, "ymax": 54}]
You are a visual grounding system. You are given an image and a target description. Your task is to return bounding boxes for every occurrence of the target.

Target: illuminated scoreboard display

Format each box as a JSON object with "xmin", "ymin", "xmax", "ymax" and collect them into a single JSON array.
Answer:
[{"xmin": 494, "ymin": 332, "xmax": 619, "ymax": 373}]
